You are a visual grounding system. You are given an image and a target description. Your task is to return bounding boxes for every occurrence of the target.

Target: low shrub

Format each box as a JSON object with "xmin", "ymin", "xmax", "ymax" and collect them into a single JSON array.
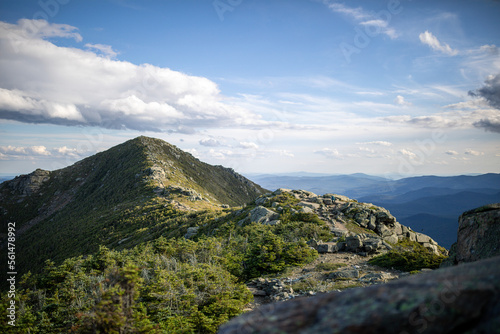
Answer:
[{"xmin": 368, "ymin": 239, "xmax": 446, "ymax": 272}]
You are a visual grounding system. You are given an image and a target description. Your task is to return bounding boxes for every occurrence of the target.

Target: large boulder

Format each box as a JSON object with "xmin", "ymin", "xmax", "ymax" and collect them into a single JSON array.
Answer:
[
  {"xmin": 248, "ymin": 206, "xmax": 280, "ymax": 225},
  {"xmin": 219, "ymin": 256, "xmax": 500, "ymax": 334},
  {"xmin": 443, "ymin": 203, "xmax": 500, "ymax": 266}
]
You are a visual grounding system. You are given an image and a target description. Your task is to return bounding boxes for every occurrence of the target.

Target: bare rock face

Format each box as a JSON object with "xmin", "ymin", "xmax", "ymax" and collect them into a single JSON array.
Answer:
[
  {"xmin": 218, "ymin": 256, "xmax": 500, "ymax": 334},
  {"xmin": 4, "ymin": 168, "xmax": 51, "ymax": 197},
  {"xmin": 443, "ymin": 203, "xmax": 500, "ymax": 266}
]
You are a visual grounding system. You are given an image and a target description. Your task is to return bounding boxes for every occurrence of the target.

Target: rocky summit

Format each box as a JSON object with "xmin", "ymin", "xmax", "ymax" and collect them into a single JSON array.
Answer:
[{"xmin": 251, "ymin": 188, "xmax": 445, "ymax": 256}]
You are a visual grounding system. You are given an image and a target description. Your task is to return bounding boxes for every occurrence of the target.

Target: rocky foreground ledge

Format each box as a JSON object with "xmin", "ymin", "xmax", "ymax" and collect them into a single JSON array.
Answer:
[{"xmin": 219, "ymin": 255, "xmax": 500, "ymax": 334}]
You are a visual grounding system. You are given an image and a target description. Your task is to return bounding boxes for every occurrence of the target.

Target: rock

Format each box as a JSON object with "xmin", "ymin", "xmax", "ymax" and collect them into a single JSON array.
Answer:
[
  {"xmin": 263, "ymin": 219, "xmax": 280, "ymax": 226},
  {"xmin": 316, "ymin": 243, "xmax": 339, "ymax": 254},
  {"xmin": 299, "ymin": 206, "xmax": 314, "ymax": 214},
  {"xmin": 359, "ymin": 272, "xmax": 394, "ymax": 283},
  {"xmin": 345, "ymin": 235, "xmax": 363, "ymax": 252},
  {"xmin": 184, "ymin": 226, "xmax": 199, "ymax": 239},
  {"xmin": 6, "ymin": 168, "xmax": 51, "ymax": 196},
  {"xmin": 218, "ymin": 256, "xmax": 500, "ymax": 334},
  {"xmin": 297, "ymin": 201, "xmax": 320, "ymax": 210},
  {"xmin": 255, "ymin": 197, "xmax": 268, "ymax": 205},
  {"xmin": 306, "ymin": 239, "xmax": 318, "ymax": 248},
  {"xmin": 383, "ymin": 234, "xmax": 398, "ymax": 245},
  {"xmin": 443, "ymin": 204, "xmax": 500, "ymax": 266},
  {"xmin": 330, "ymin": 227, "xmax": 348, "ymax": 237},
  {"xmin": 363, "ymin": 238, "xmax": 382, "ymax": 253},
  {"xmin": 415, "ymin": 232, "xmax": 433, "ymax": 244},
  {"xmin": 248, "ymin": 206, "xmax": 280, "ymax": 224},
  {"xmin": 328, "ymin": 269, "xmax": 360, "ymax": 280}
]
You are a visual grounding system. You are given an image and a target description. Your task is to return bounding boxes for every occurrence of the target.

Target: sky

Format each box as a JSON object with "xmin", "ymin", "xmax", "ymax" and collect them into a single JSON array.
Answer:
[{"xmin": 0, "ymin": 0, "xmax": 499, "ymax": 178}]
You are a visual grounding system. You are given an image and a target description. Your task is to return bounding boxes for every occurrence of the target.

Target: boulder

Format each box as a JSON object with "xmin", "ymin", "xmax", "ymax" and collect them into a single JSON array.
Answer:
[
  {"xmin": 219, "ymin": 256, "xmax": 500, "ymax": 334},
  {"xmin": 184, "ymin": 226, "xmax": 199, "ymax": 239},
  {"xmin": 443, "ymin": 204, "xmax": 500, "ymax": 266},
  {"xmin": 248, "ymin": 206, "xmax": 280, "ymax": 224},
  {"xmin": 383, "ymin": 234, "xmax": 398, "ymax": 245},
  {"xmin": 316, "ymin": 243, "xmax": 339, "ymax": 254},
  {"xmin": 297, "ymin": 201, "xmax": 321, "ymax": 210},
  {"xmin": 330, "ymin": 227, "xmax": 348, "ymax": 237},
  {"xmin": 328, "ymin": 269, "xmax": 360, "ymax": 280},
  {"xmin": 345, "ymin": 235, "xmax": 363, "ymax": 252},
  {"xmin": 362, "ymin": 238, "xmax": 382, "ymax": 253}
]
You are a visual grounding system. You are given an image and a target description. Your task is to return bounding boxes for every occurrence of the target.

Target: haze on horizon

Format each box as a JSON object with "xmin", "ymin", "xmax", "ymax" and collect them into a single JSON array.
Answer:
[{"xmin": 0, "ymin": 0, "xmax": 499, "ymax": 177}]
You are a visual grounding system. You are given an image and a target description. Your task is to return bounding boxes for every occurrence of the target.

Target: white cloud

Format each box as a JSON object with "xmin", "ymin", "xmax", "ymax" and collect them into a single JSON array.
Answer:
[
  {"xmin": 399, "ymin": 149, "xmax": 417, "ymax": 159},
  {"xmin": 84, "ymin": 43, "xmax": 118, "ymax": 58},
  {"xmin": 277, "ymin": 150, "xmax": 294, "ymax": 158},
  {"xmin": 394, "ymin": 95, "xmax": 412, "ymax": 106},
  {"xmin": 239, "ymin": 141, "xmax": 259, "ymax": 150},
  {"xmin": 445, "ymin": 150, "xmax": 459, "ymax": 156},
  {"xmin": 360, "ymin": 141, "xmax": 393, "ymax": 147},
  {"xmin": 419, "ymin": 31, "xmax": 458, "ymax": 56},
  {"xmin": 479, "ymin": 44, "xmax": 498, "ymax": 55},
  {"xmin": 464, "ymin": 149, "xmax": 484, "ymax": 156},
  {"xmin": 0, "ymin": 145, "xmax": 87, "ymax": 160},
  {"xmin": 0, "ymin": 19, "xmax": 262, "ymax": 132},
  {"xmin": 15, "ymin": 18, "xmax": 82, "ymax": 41},
  {"xmin": 326, "ymin": 2, "xmax": 398, "ymax": 38},
  {"xmin": 199, "ymin": 138, "xmax": 221, "ymax": 147},
  {"xmin": 314, "ymin": 148, "xmax": 342, "ymax": 159}
]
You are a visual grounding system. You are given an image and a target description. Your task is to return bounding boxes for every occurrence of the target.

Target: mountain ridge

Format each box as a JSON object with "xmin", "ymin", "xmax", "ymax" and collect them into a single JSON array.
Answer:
[{"xmin": 0, "ymin": 136, "xmax": 267, "ymax": 275}]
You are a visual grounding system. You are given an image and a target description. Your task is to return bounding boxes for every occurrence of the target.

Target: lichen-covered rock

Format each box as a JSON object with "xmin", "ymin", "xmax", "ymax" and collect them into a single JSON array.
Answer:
[
  {"xmin": 247, "ymin": 205, "xmax": 280, "ymax": 224},
  {"xmin": 218, "ymin": 256, "xmax": 500, "ymax": 334},
  {"xmin": 443, "ymin": 203, "xmax": 500, "ymax": 266}
]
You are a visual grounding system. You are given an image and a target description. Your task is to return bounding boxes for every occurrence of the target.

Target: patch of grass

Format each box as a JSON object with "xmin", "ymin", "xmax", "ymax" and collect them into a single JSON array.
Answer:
[
  {"xmin": 314, "ymin": 263, "xmax": 347, "ymax": 272},
  {"xmin": 345, "ymin": 220, "xmax": 377, "ymax": 235},
  {"xmin": 368, "ymin": 239, "xmax": 446, "ymax": 272}
]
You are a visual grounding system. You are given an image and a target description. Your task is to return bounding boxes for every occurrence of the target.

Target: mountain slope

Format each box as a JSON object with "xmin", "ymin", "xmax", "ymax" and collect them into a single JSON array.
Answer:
[{"xmin": 0, "ymin": 136, "xmax": 267, "ymax": 275}]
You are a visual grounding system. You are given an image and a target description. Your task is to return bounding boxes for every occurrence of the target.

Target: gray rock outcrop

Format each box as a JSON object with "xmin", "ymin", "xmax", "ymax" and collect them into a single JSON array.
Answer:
[
  {"xmin": 251, "ymin": 189, "xmax": 444, "ymax": 255},
  {"xmin": 244, "ymin": 205, "xmax": 280, "ymax": 225},
  {"xmin": 442, "ymin": 203, "xmax": 500, "ymax": 266},
  {"xmin": 4, "ymin": 168, "xmax": 51, "ymax": 197}
]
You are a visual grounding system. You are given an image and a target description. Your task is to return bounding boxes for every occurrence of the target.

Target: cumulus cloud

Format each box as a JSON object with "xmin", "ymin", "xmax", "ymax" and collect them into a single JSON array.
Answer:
[
  {"xmin": 199, "ymin": 138, "xmax": 222, "ymax": 147},
  {"xmin": 464, "ymin": 149, "xmax": 484, "ymax": 156},
  {"xmin": 0, "ymin": 145, "xmax": 87, "ymax": 159},
  {"xmin": 445, "ymin": 150, "xmax": 459, "ymax": 155},
  {"xmin": 419, "ymin": 31, "xmax": 458, "ymax": 56},
  {"xmin": 479, "ymin": 44, "xmax": 499, "ymax": 55},
  {"xmin": 394, "ymin": 95, "xmax": 412, "ymax": 106},
  {"xmin": 399, "ymin": 149, "xmax": 417, "ymax": 159},
  {"xmin": 239, "ymin": 141, "xmax": 259, "ymax": 150},
  {"xmin": 0, "ymin": 19, "xmax": 261, "ymax": 132},
  {"xmin": 469, "ymin": 74, "xmax": 500, "ymax": 109},
  {"xmin": 314, "ymin": 148, "xmax": 342, "ymax": 159},
  {"xmin": 467, "ymin": 74, "xmax": 500, "ymax": 132},
  {"xmin": 361, "ymin": 141, "xmax": 392, "ymax": 147}
]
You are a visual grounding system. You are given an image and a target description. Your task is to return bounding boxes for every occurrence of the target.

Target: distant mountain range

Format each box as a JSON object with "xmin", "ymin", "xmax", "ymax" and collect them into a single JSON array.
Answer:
[{"xmin": 247, "ymin": 173, "xmax": 500, "ymax": 248}]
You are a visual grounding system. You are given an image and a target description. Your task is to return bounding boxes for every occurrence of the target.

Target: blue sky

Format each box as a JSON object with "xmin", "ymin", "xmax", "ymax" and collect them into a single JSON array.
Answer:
[{"xmin": 0, "ymin": 0, "xmax": 499, "ymax": 177}]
